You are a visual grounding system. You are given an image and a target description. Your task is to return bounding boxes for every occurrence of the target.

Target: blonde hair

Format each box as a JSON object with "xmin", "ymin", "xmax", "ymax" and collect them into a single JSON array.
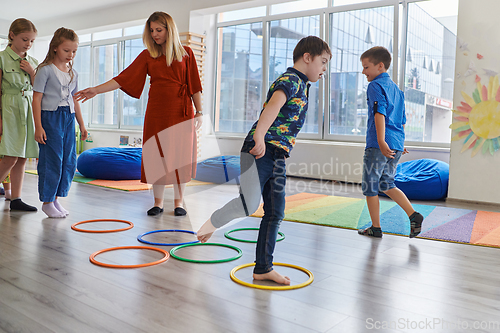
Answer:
[
  {"xmin": 37, "ymin": 27, "xmax": 79, "ymax": 82},
  {"xmin": 142, "ymin": 11, "xmax": 187, "ymax": 66},
  {"xmin": 8, "ymin": 18, "xmax": 37, "ymax": 46}
]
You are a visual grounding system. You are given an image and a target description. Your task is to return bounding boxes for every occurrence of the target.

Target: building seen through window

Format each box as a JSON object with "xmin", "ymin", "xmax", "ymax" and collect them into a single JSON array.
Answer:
[{"xmin": 217, "ymin": 22, "xmax": 263, "ymax": 133}]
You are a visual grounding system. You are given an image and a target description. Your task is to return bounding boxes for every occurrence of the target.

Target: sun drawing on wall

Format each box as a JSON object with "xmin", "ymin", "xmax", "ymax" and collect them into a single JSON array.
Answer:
[{"xmin": 450, "ymin": 75, "xmax": 500, "ymax": 156}]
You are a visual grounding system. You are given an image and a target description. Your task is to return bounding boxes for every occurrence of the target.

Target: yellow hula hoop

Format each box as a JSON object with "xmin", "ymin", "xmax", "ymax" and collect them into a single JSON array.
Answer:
[{"xmin": 230, "ymin": 262, "xmax": 314, "ymax": 290}]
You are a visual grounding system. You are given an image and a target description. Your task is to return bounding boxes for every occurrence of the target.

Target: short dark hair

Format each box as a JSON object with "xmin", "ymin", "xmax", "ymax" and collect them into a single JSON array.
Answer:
[
  {"xmin": 360, "ymin": 46, "xmax": 391, "ymax": 70},
  {"xmin": 293, "ymin": 36, "xmax": 332, "ymax": 63}
]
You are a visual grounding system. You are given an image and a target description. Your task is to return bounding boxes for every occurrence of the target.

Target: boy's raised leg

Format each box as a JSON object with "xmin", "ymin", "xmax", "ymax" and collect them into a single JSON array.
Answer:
[
  {"xmin": 197, "ymin": 151, "xmax": 262, "ymax": 243},
  {"xmin": 383, "ymin": 187, "xmax": 413, "ymax": 216}
]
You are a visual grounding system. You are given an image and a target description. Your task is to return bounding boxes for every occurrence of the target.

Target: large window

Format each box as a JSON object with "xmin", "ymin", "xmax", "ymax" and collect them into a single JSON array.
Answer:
[
  {"xmin": 71, "ymin": 25, "xmax": 147, "ymax": 129},
  {"xmin": 404, "ymin": 1, "xmax": 457, "ymax": 143},
  {"xmin": 92, "ymin": 43, "xmax": 119, "ymax": 126},
  {"xmin": 122, "ymin": 38, "xmax": 149, "ymax": 127},
  {"xmin": 329, "ymin": 6, "xmax": 394, "ymax": 138},
  {"xmin": 73, "ymin": 45, "xmax": 91, "ymax": 126},
  {"xmin": 215, "ymin": 0, "xmax": 458, "ymax": 146}
]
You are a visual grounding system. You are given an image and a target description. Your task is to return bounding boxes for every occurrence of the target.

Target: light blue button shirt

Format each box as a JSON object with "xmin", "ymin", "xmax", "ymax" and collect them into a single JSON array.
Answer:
[
  {"xmin": 33, "ymin": 64, "xmax": 78, "ymax": 113},
  {"xmin": 365, "ymin": 72, "xmax": 406, "ymax": 151}
]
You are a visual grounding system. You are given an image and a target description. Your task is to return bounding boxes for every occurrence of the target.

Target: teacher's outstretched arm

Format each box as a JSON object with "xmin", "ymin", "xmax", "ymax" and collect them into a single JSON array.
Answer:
[{"xmin": 74, "ymin": 79, "xmax": 121, "ymax": 103}]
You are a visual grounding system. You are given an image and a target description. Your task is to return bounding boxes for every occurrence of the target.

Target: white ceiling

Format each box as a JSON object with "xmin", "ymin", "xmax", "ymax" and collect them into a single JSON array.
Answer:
[
  {"xmin": 0, "ymin": 0, "xmax": 142, "ymax": 23},
  {"xmin": 2, "ymin": 0, "xmax": 460, "ymax": 24}
]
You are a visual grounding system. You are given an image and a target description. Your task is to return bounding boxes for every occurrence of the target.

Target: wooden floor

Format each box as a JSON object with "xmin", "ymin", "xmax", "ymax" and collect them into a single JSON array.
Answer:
[{"xmin": 1, "ymin": 171, "xmax": 500, "ymax": 333}]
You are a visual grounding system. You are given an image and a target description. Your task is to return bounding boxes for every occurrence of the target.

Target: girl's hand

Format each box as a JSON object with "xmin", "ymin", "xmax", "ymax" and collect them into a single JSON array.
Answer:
[
  {"xmin": 403, "ymin": 148, "xmax": 409, "ymax": 155},
  {"xmin": 80, "ymin": 128, "xmax": 88, "ymax": 141},
  {"xmin": 194, "ymin": 113, "xmax": 203, "ymax": 130},
  {"xmin": 249, "ymin": 137, "xmax": 266, "ymax": 159},
  {"xmin": 35, "ymin": 126, "xmax": 47, "ymax": 144},
  {"xmin": 20, "ymin": 60, "xmax": 35, "ymax": 78},
  {"xmin": 74, "ymin": 88, "xmax": 98, "ymax": 103}
]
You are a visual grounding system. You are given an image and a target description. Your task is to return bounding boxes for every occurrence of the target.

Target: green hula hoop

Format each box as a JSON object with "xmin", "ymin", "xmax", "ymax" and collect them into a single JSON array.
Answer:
[
  {"xmin": 224, "ymin": 227, "xmax": 285, "ymax": 243},
  {"xmin": 169, "ymin": 242, "xmax": 242, "ymax": 263}
]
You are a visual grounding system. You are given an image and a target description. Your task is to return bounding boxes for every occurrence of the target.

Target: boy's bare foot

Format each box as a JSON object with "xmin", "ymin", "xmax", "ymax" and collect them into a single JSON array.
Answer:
[
  {"xmin": 253, "ymin": 270, "xmax": 291, "ymax": 285},
  {"xmin": 196, "ymin": 218, "xmax": 216, "ymax": 243}
]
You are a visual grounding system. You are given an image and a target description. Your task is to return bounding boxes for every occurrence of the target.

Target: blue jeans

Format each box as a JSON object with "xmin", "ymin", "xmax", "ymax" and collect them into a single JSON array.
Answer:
[
  {"xmin": 37, "ymin": 106, "xmax": 76, "ymax": 202},
  {"xmin": 362, "ymin": 147, "xmax": 402, "ymax": 196},
  {"xmin": 210, "ymin": 140, "xmax": 287, "ymax": 274}
]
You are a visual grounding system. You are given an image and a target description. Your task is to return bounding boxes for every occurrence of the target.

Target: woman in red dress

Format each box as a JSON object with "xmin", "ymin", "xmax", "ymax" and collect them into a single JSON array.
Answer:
[{"xmin": 75, "ymin": 12, "xmax": 203, "ymax": 216}]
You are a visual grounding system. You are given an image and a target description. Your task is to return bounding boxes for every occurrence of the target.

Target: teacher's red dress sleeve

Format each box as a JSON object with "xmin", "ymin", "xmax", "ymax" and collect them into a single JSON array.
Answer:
[
  {"xmin": 114, "ymin": 49, "xmax": 149, "ymax": 99},
  {"xmin": 185, "ymin": 46, "xmax": 202, "ymax": 96}
]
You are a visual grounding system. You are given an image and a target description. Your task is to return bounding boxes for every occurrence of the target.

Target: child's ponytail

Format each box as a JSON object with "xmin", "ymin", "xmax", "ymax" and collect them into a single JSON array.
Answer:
[{"xmin": 36, "ymin": 27, "xmax": 79, "ymax": 82}]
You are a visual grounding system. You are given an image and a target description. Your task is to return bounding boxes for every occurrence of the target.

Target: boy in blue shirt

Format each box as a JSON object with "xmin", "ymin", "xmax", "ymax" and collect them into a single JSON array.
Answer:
[
  {"xmin": 358, "ymin": 46, "xmax": 424, "ymax": 238},
  {"xmin": 197, "ymin": 36, "xmax": 331, "ymax": 285}
]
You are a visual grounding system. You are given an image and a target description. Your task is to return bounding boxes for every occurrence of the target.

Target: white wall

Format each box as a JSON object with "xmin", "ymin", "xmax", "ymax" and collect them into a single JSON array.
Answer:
[
  {"xmin": 35, "ymin": 0, "xmax": 185, "ymax": 37},
  {"xmin": 82, "ymin": 129, "xmax": 143, "ymax": 150},
  {"xmin": 448, "ymin": 0, "xmax": 500, "ymax": 205},
  {"xmin": 34, "ymin": 0, "xmax": 289, "ymax": 37},
  {"xmin": 204, "ymin": 136, "xmax": 450, "ymax": 183}
]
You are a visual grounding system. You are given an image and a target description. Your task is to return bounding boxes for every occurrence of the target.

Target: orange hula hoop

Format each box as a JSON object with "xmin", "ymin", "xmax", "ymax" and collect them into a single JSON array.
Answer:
[
  {"xmin": 71, "ymin": 219, "xmax": 134, "ymax": 233},
  {"xmin": 89, "ymin": 246, "xmax": 169, "ymax": 268}
]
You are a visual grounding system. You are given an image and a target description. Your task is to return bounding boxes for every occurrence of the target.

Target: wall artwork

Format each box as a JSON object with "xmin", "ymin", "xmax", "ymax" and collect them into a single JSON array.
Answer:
[{"xmin": 450, "ymin": 74, "xmax": 500, "ymax": 156}]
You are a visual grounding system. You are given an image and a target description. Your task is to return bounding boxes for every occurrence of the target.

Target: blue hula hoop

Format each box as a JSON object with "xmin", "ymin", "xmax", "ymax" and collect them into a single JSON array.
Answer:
[{"xmin": 137, "ymin": 229, "xmax": 200, "ymax": 246}]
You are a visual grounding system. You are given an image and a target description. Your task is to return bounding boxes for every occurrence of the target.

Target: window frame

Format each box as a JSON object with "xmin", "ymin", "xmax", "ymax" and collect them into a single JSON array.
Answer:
[
  {"xmin": 323, "ymin": 0, "xmax": 399, "ymax": 143},
  {"xmin": 73, "ymin": 41, "xmax": 92, "ymax": 130},
  {"xmin": 89, "ymin": 37, "xmax": 122, "ymax": 129},
  {"xmin": 80, "ymin": 32, "xmax": 146, "ymax": 130},
  {"xmin": 215, "ymin": 18, "xmax": 267, "ymax": 137},
  {"xmin": 266, "ymin": 10, "xmax": 326, "ymax": 140},
  {"xmin": 215, "ymin": 7, "xmax": 327, "ymax": 139},
  {"xmin": 116, "ymin": 33, "xmax": 147, "ymax": 130}
]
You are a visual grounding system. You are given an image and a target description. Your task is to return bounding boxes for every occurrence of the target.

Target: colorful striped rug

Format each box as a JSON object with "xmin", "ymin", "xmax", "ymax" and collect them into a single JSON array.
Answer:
[{"xmin": 251, "ymin": 193, "xmax": 500, "ymax": 248}]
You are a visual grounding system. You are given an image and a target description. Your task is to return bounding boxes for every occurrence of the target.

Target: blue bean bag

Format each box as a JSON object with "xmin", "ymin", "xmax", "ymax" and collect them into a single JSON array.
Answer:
[
  {"xmin": 381, "ymin": 158, "xmax": 449, "ymax": 200},
  {"xmin": 195, "ymin": 155, "xmax": 240, "ymax": 184},
  {"xmin": 77, "ymin": 147, "xmax": 142, "ymax": 180}
]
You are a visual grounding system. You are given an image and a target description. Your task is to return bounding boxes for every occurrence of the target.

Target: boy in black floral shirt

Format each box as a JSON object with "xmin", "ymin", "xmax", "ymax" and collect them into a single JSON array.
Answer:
[{"xmin": 197, "ymin": 36, "xmax": 331, "ymax": 285}]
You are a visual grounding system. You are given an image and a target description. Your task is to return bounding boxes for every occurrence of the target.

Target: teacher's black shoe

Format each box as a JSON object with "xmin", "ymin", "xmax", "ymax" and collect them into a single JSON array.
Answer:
[
  {"xmin": 174, "ymin": 207, "xmax": 187, "ymax": 216},
  {"xmin": 10, "ymin": 199, "xmax": 38, "ymax": 212},
  {"xmin": 147, "ymin": 206, "xmax": 164, "ymax": 216}
]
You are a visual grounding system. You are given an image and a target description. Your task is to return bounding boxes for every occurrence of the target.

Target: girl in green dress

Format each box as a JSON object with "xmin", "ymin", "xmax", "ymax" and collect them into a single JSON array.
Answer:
[{"xmin": 0, "ymin": 18, "xmax": 38, "ymax": 211}]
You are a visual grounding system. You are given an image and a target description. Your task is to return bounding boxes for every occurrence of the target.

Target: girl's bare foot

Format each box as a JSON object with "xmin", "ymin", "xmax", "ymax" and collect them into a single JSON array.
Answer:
[
  {"xmin": 196, "ymin": 218, "xmax": 216, "ymax": 243},
  {"xmin": 253, "ymin": 270, "xmax": 291, "ymax": 285}
]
